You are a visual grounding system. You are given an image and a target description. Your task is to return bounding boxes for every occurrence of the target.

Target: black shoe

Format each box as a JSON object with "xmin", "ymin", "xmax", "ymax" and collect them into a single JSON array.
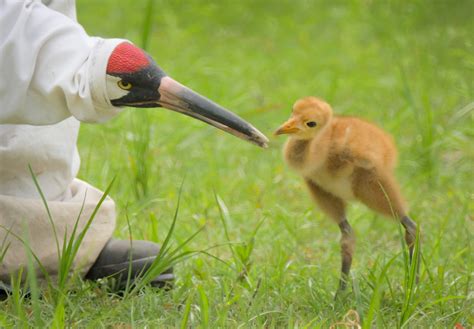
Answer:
[
  {"xmin": 85, "ymin": 239, "xmax": 174, "ymax": 290},
  {"xmin": 0, "ymin": 281, "xmax": 11, "ymax": 301}
]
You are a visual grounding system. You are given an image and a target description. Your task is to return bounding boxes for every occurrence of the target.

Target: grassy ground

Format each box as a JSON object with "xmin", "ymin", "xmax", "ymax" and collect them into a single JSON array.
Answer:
[{"xmin": 1, "ymin": 0, "xmax": 473, "ymax": 327}]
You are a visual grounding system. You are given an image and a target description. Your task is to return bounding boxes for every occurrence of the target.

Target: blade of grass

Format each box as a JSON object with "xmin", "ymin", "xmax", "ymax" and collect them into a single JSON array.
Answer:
[
  {"xmin": 197, "ymin": 284, "xmax": 210, "ymax": 328},
  {"xmin": 362, "ymin": 254, "xmax": 398, "ymax": 329},
  {"xmin": 140, "ymin": 0, "xmax": 155, "ymax": 51},
  {"xmin": 22, "ymin": 224, "xmax": 42, "ymax": 328},
  {"xmin": 399, "ymin": 226, "xmax": 422, "ymax": 327},
  {"xmin": 51, "ymin": 177, "xmax": 115, "ymax": 302},
  {"xmin": 28, "ymin": 165, "xmax": 60, "ymax": 265},
  {"xmin": 10, "ymin": 269, "xmax": 27, "ymax": 328},
  {"xmin": 352, "ymin": 273, "xmax": 364, "ymax": 324},
  {"xmin": 0, "ymin": 224, "xmax": 12, "ymax": 262},
  {"xmin": 129, "ymin": 179, "xmax": 203, "ymax": 293},
  {"xmin": 57, "ymin": 190, "xmax": 87, "ymax": 290},
  {"xmin": 180, "ymin": 290, "xmax": 195, "ymax": 329},
  {"xmin": 215, "ymin": 194, "xmax": 242, "ymax": 274},
  {"xmin": 122, "ymin": 209, "xmax": 135, "ymax": 297}
]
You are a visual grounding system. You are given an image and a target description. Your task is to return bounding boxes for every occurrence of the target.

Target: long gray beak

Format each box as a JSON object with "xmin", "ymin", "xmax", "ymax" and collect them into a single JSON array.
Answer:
[{"xmin": 158, "ymin": 77, "xmax": 268, "ymax": 148}]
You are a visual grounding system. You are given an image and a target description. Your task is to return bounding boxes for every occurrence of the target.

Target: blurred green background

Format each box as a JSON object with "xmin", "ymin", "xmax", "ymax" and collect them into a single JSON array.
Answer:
[{"xmin": 30, "ymin": 0, "xmax": 474, "ymax": 326}]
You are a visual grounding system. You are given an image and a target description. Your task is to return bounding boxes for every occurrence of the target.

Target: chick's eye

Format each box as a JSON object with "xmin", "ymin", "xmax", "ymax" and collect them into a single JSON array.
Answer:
[
  {"xmin": 118, "ymin": 80, "xmax": 132, "ymax": 90},
  {"xmin": 306, "ymin": 121, "xmax": 317, "ymax": 127}
]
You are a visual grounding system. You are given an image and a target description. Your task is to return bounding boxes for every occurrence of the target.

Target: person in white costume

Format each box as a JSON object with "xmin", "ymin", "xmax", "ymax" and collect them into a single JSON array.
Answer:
[{"xmin": 0, "ymin": 0, "xmax": 268, "ymax": 296}]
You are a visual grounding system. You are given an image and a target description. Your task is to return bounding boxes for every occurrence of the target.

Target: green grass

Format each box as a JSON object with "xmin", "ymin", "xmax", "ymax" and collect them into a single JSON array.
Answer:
[{"xmin": 1, "ymin": 0, "xmax": 473, "ymax": 327}]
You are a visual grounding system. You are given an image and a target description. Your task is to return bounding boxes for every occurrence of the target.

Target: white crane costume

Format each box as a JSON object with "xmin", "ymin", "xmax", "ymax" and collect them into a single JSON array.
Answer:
[
  {"xmin": 0, "ymin": 0, "xmax": 268, "ymax": 284},
  {"xmin": 0, "ymin": 0, "xmax": 123, "ymax": 281}
]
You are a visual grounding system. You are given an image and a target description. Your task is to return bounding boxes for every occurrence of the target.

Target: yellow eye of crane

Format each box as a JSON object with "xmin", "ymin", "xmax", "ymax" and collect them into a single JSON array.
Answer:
[{"xmin": 117, "ymin": 80, "xmax": 132, "ymax": 90}]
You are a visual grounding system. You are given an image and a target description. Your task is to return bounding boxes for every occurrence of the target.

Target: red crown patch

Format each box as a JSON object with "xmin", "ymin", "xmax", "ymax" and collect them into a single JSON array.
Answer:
[{"xmin": 107, "ymin": 42, "xmax": 150, "ymax": 74}]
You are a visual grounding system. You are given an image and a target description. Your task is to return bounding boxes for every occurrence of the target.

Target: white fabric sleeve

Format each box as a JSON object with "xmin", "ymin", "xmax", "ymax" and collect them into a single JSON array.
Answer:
[{"xmin": 0, "ymin": 0, "xmax": 125, "ymax": 125}]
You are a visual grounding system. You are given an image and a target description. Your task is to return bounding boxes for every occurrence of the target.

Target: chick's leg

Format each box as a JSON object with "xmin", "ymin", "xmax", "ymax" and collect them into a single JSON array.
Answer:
[
  {"xmin": 352, "ymin": 169, "xmax": 420, "ymax": 277},
  {"xmin": 305, "ymin": 179, "xmax": 355, "ymax": 291},
  {"xmin": 338, "ymin": 219, "xmax": 355, "ymax": 290},
  {"xmin": 401, "ymin": 216, "xmax": 420, "ymax": 283},
  {"xmin": 401, "ymin": 215, "xmax": 417, "ymax": 262},
  {"xmin": 352, "ymin": 168, "xmax": 407, "ymax": 219}
]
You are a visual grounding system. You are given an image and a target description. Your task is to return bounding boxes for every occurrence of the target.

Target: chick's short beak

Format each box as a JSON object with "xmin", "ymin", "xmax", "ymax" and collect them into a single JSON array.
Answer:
[
  {"xmin": 274, "ymin": 118, "xmax": 300, "ymax": 135},
  {"xmin": 157, "ymin": 77, "xmax": 268, "ymax": 148}
]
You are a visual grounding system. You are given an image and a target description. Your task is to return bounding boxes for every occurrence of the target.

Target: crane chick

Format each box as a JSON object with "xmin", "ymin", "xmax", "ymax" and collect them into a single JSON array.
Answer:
[{"xmin": 275, "ymin": 97, "xmax": 418, "ymax": 291}]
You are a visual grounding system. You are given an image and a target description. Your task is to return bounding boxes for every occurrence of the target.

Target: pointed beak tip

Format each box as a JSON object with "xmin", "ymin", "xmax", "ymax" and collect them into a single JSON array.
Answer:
[
  {"xmin": 159, "ymin": 76, "xmax": 272, "ymax": 148},
  {"xmin": 273, "ymin": 122, "xmax": 298, "ymax": 136},
  {"xmin": 251, "ymin": 131, "xmax": 269, "ymax": 148},
  {"xmin": 274, "ymin": 125, "xmax": 288, "ymax": 136}
]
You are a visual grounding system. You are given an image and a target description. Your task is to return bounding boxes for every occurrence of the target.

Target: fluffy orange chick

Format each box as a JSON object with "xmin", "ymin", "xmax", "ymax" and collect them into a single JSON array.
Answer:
[{"xmin": 275, "ymin": 96, "xmax": 418, "ymax": 291}]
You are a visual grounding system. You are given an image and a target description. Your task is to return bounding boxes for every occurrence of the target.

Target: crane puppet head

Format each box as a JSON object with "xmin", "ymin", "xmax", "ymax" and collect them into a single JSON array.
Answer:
[{"xmin": 106, "ymin": 42, "xmax": 268, "ymax": 148}]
